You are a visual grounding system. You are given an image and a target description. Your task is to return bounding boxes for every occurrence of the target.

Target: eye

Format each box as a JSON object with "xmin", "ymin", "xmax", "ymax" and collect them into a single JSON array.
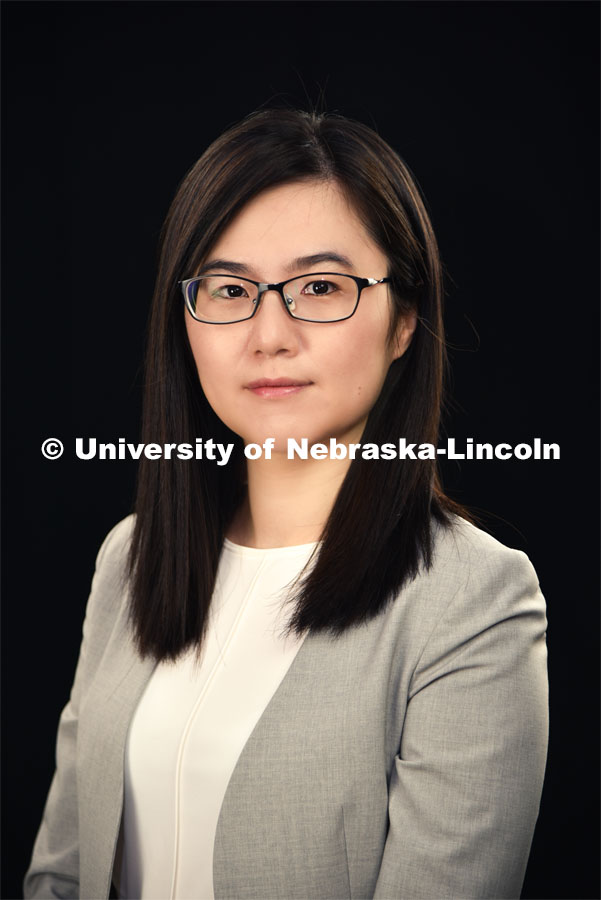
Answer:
[
  {"xmin": 300, "ymin": 279, "xmax": 339, "ymax": 297},
  {"xmin": 209, "ymin": 283, "xmax": 250, "ymax": 300}
]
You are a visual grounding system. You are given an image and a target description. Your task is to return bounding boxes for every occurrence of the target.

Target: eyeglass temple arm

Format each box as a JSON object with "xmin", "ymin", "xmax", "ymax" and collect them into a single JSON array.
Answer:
[{"xmin": 365, "ymin": 277, "xmax": 391, "ymax": 286}]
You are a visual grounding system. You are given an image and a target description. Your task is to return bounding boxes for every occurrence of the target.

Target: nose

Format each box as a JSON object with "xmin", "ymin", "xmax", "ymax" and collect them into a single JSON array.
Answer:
[{"xmin": 247, "ymin": 288, "xmax": 301, "ymax": 357}]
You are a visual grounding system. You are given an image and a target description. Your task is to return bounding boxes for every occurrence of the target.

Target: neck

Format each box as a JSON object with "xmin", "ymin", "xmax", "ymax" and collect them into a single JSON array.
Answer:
[{"xmin": 227, "ymin": 452, "xmax": 352, "ymax": 549}]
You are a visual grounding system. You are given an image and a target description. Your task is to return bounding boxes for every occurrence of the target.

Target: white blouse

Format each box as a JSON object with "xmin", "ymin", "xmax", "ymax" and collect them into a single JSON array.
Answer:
[{"xmin": 116, "ymin": 538, "xmax": 318, "ymax": 900}]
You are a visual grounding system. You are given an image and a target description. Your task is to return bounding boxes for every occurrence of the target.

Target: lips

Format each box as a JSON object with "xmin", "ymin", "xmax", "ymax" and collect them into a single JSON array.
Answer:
[{"xmin": 245, "ymin": 377, "xmax": 313, "ymax": 398}]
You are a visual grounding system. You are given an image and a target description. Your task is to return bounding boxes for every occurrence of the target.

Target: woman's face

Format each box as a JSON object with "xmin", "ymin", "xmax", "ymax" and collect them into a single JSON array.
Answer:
[{"xmin": 185, "ymin": 179, "xmax": 416, "ymax": 452}]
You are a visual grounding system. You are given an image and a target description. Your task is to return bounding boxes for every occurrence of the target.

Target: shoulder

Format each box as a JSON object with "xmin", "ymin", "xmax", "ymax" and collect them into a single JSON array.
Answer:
[
  {"xmin": 94, "ymin": 513, "xmax": 136, "ymax": 575},
  {"xmin": 81, "ymin": 514, "xmax": 137, "ymax": 638},
  {"xmin": 427, "ymin": 513, "xmax": 542, "ymax": 598},
  {"xmin": 408, "ymin": 514, "xmax": 547, "ymax": 681},
  {"xmin": 382, "ymin": 514, "xmax": 546, "ymax": 677}
]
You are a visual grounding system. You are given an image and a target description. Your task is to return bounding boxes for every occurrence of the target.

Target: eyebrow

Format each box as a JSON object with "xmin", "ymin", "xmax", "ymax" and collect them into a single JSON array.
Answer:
[{"xmin": 196, "ymin": 251, "xmax": 355, "ymax": 279}]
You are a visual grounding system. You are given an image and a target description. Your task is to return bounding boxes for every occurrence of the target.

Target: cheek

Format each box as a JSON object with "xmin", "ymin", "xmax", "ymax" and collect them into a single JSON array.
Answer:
[
  {"xmin": 328, "ymin": 325, "xmax": 392, "ymax": 398},
  {"xmin": 185, "ymin": 327, "xmax": 255, "ymax": 438},
  {"xmin": 186, "ymin": 328, "xmax": 229, "ymax": 403}
]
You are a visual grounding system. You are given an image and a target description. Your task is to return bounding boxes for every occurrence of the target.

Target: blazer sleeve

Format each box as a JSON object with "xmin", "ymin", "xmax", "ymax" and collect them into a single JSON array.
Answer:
[
  {"xmin": 23, "ymin": 518, "xmax": 132, "ymax": 900},
  {"xmin": 373, "ymin": 542, "xmax": 549, "ymax": 900}
]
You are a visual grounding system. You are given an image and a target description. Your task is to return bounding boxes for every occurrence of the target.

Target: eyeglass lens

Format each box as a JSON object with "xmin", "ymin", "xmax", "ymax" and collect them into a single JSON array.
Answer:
[{"xmin": 186, "ymin": 274, "xmax": 359, "ymax": 323}]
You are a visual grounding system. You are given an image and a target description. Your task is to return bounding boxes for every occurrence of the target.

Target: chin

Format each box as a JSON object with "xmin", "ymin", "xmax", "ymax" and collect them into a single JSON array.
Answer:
[
  {"xmin": 240, "ymin": 424, "xmax": 367, "ymax": 458},
  {"xmin": 228, "ymin": 408, "xmax": 368, "ymax": 456},
  {"xmin": 239, "ymin": 432, "xmax": 300, "ymax": 455}
]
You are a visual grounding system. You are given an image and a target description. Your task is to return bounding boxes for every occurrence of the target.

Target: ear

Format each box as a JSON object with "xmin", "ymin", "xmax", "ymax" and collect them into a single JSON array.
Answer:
[{"xmin": 391, "ymin": 309, "xmax": 418, "ymax": 361}]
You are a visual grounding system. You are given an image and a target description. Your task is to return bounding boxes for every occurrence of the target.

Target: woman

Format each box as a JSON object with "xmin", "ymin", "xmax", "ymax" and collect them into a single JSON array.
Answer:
[{"xmin": 24, "ymin": 109, "xmax": 549, "ymax": 900}]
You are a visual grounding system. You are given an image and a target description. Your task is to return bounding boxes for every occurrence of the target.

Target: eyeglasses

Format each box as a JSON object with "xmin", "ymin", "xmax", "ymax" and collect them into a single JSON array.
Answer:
[{"xmin": 179, "ymin": 272, "xmax": 391, "ymax": 324}]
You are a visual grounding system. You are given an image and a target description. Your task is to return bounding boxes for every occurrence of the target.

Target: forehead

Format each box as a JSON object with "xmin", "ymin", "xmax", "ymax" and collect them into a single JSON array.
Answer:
[{"xmin": 206, "ymin": 180, "xmax": 387, "ymax": 278}]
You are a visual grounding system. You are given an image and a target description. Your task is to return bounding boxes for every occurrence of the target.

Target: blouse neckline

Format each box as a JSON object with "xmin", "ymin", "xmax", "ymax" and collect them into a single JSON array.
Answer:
[{"xmin": 223, "ymin": 537, "xmax": 320, "ymax": 559}]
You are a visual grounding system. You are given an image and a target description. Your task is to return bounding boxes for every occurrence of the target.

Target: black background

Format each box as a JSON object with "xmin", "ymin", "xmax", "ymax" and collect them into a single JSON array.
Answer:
[{"xmin": 2, "ymin": 2, "xmax": 599, "ymax": 898}]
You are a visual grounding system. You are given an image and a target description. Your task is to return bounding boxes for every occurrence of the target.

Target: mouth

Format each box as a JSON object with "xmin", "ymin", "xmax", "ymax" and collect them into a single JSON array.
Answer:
[{"xmin": 245, "ymin": 377, "xmax": 313, "ymax": 398}]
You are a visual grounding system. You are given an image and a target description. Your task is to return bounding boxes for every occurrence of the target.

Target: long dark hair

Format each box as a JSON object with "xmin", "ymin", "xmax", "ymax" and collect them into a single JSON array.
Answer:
[{"xmin": 127, "ymin": 108, "xmax": 471, "ymax": 662}]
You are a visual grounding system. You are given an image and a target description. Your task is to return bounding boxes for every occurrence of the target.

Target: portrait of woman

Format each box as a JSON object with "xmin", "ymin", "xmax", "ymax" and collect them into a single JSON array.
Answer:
[
  {"xmin": 5, "ymin": 3, "xmax": 599, "ymax": 900},
  {"xmin": 22, "ymin": 107, "xmax": 549, "ymax": 900}
]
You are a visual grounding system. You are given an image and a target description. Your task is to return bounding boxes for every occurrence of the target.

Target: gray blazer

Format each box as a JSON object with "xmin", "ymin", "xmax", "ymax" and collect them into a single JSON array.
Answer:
[{"xmin": 24, "ymin": 514, "xmax": 549, "ymax": 900}]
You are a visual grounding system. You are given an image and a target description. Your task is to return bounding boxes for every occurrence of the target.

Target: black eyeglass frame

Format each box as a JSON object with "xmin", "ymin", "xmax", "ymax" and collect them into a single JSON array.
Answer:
[{"xmin": 179, "ymin": 272, "xmax": 392, "ymax": 324}]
